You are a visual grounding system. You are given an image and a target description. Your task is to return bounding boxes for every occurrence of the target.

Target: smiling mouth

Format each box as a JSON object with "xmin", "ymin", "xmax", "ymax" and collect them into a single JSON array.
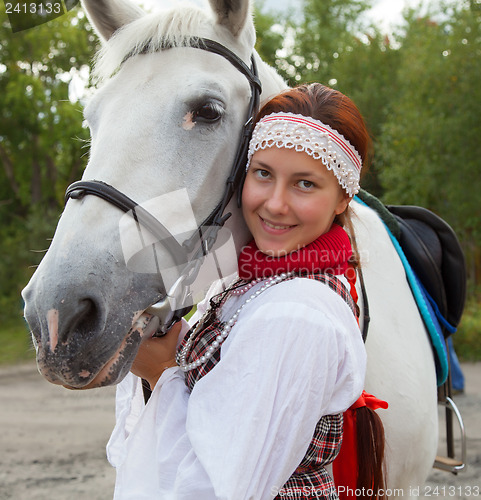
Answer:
[{"xmin": 260, "ymin": 216, "xmax": 296, "ymax": 231}]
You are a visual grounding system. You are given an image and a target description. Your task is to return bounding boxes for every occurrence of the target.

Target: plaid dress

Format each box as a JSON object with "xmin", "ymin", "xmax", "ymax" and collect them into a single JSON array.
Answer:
[{"xmin": 177, "ymin": 273, "xmax": 358, "ymax": 500}]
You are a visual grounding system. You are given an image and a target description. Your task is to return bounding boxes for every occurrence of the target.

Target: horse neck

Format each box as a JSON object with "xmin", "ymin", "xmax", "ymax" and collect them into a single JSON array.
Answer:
[{"xmin": 254, "ymin": 50, "xmax": 288, "ymax": 105}]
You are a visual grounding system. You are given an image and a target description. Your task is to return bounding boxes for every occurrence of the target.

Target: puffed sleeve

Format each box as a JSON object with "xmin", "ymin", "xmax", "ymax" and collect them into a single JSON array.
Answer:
[{"xmin": 107, "ymin": 278, "xmax": 365, "ymax": 500}]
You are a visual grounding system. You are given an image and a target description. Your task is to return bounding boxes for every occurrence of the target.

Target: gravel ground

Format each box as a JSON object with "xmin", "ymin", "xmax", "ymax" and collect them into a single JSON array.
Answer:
[{"xmin": 1, "ymin": 361, "xmax": 479, "ymax": 499}]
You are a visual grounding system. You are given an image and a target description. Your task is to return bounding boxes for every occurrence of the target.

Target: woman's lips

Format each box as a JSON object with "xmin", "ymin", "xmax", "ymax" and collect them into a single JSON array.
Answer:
[{"xmin": 259, "ymin": 215, "xmax": 296, "ymax": 234}]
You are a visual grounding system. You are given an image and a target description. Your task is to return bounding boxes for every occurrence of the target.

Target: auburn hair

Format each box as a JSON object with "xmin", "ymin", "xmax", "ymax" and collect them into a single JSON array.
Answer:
[
  {"xmin": 255, "ymin": 83, "xmax": 372, "ymax": 169},
  {"xmin": 254, "ymin": 84, "xmax": 386, "ymax": 498}
]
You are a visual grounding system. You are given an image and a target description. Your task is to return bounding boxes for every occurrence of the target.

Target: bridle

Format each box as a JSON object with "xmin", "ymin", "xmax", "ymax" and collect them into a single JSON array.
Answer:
[{"xmin": 65, "ymin": 38, "xmax": 262, "ymax": 335}]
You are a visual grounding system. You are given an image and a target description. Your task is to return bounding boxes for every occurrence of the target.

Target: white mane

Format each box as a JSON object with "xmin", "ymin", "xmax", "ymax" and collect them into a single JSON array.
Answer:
[{"xmin": 93, "ymin": 3, "xmax": 245, "ymax": 82}]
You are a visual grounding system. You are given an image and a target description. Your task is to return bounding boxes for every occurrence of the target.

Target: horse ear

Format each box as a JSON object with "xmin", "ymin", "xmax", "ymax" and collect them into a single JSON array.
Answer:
[
  {"xmin": 208, "ymin": 0, "xmax": 251, "ymax": 37},
  {"xmin": 81, "ymin": 0, "xmax": 145, "ymax": 41}
]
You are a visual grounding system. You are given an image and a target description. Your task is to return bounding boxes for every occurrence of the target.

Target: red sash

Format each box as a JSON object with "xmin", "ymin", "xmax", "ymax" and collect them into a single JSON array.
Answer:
[{"xmin": 333, "ymin": 391, "xmax": 389, "ymax": 499}]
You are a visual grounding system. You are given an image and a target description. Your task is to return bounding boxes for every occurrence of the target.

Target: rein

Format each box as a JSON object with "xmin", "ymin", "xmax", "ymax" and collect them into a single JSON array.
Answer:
[{"xmin": 65, "ymin": 38, "xmax": 262, "ymax": 335}]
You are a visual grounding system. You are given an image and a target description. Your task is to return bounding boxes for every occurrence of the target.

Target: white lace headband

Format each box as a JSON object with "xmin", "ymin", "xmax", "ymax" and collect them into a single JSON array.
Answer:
[{"xmin": 246, "ymin": 112, "xmax": 362, "ymax": 196}]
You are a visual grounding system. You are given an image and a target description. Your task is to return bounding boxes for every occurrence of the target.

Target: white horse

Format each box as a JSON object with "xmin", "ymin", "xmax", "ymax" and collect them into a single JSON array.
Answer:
[{"xmin": 22, "ymin": 0, "xmax": 438, "ymax": 496}]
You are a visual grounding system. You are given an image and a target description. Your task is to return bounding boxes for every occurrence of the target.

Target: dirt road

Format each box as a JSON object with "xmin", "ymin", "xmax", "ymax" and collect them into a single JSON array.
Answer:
[
  {"xmin": 0, "ymin": 362, "xmax": 116, "ymax": 499},
  {"xmin": 1, "ymin": 362, "xmax": 480, "ymax": 499}
]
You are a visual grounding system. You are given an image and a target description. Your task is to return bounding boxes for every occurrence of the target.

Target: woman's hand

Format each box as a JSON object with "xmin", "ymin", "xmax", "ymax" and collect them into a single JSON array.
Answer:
[{"xmin": 131, "ymin": 321, "xmax": 183, "ymax": 389}]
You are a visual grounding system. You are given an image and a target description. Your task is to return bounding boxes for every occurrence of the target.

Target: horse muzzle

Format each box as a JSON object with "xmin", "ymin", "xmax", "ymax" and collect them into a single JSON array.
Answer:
[
  {"xmin": 24, "ymin": 296, "xmax": 159, "ymax": 389},
  {"xmin": 21, "ymin": 243, "xmax": 166, "ymax": 389}
]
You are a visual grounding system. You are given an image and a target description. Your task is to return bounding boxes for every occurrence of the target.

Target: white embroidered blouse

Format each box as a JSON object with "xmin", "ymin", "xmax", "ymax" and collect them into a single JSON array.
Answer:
[{"xmin": 106, "ymin": 276, "xmax": 366, "ymax": 500}]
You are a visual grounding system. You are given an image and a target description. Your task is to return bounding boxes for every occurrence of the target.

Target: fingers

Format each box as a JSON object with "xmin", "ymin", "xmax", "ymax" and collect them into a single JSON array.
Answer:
[{"xmin": 131, "ymin": 321, "xmax": 183, "ymax": 387}]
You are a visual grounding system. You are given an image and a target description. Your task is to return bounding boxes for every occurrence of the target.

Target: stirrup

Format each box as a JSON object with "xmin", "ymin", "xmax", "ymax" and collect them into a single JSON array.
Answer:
[
  {"xmin": 434, "ymin": 396, "xmax": 466, "ymax": 473},
  {"xmin": 434, "ymin": 369, "xmax": 467, "ymax": 474}
]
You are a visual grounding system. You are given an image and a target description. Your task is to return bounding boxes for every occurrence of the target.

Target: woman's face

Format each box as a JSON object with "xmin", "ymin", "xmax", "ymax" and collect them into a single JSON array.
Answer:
[{"xmin": 242, "ymin": 147, "xmax": 350, "ymax": 257}]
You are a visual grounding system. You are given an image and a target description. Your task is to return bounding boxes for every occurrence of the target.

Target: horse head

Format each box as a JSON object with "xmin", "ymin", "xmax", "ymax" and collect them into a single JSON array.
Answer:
[{"xmin": 22, "ymin": 0, "xmax": 287, "ymax": 389}]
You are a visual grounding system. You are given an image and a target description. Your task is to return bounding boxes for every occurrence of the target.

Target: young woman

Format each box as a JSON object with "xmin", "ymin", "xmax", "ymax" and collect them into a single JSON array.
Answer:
[{"xmin": 107, "ymin": 83, "xmax": 386, "ymax": 500}]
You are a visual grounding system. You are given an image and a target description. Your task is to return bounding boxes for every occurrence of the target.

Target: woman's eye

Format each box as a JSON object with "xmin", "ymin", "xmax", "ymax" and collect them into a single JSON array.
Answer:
[
  {"xmin": 254, "ymin": 169, "xmax": 270, "ymax": 179},
  {"xmin": 298, "ymin": 180, "xmax": 315, "ymax": 190}
]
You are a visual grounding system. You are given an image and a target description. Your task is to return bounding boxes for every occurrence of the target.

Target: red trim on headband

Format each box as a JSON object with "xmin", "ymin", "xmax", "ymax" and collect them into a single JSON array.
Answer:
[{"xmin": 260, "ymin": 113, "xmax": 362, "ymax": 172}]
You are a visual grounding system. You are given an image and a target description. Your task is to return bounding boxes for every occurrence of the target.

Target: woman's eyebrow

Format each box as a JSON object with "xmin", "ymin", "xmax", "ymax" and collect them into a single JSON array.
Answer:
[{"xmin": 250, "ymin": 159, "xmax": 271, "ymax": 169}]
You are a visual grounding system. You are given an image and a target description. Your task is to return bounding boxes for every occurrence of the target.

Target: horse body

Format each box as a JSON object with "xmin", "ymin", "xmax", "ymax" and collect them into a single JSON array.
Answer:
[
  {"xmin": 351, "ymin": 201, "xmax": 438, "ymax": 492},
  {"xmin": 22, "ymin": 0, "xmax": 438, "ymax": 495}
]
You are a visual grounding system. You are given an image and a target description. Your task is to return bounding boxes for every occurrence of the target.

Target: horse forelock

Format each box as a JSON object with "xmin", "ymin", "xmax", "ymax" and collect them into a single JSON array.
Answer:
[{"xmin": 93, "ymin": 3, "xmax": 254, "ymax": 83}]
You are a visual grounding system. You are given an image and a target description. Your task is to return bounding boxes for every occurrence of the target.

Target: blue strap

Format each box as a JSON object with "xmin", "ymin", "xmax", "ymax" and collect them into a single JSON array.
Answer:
[{"xmin": 423, "ymin": 289, "xmax": 457, "ymax": 334}]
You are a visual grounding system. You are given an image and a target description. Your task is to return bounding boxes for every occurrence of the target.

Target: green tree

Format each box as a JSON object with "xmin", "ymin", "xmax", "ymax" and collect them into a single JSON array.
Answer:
[
  {"xmin": 255, "ymin": 0, "xmax": 399, "ymax": 193},
  {"xmin": 283, "ymin": 0, "xmax": 372, "ymax": 85},
  {"xmin": 0, "ymin": 8, "xmax": 97, "ymax": 320},
  {"xmin": 377, "ymin": 1, "xmax": 481, "ymax": 282},
  {"xmin": 253, "ymin": 4, "xmax": 286, "ymax": 73},
  {"xmin": 0, "ymin": 9, "xmax": 95, "ymax": 209},
  {"xmin": 327, "ymin": 31, "xmax": 400, "ymax": 194}
]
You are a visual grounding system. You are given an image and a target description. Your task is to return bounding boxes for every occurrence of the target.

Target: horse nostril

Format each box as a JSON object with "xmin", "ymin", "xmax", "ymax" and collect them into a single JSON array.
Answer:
[{"xmin": 60, "ymin": 297, "xmax": 101, "ymax": 343}]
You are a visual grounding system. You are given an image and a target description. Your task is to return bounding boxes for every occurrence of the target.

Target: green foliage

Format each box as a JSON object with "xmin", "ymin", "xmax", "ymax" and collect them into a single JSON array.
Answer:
[
  {"xmin": 0, "ymin": 10, "xmax": 96, "ymax": 212},
  {"xmin": 0, "ymin": 7, "xmax": 98, "ymax": 323},
  {"xmin": 376, "ymin": 1, "xmax": 481, "ymax": 252},
  {"xmin": 255, "ymin": 0, "xmax": 403, "ymax": 193},
  {"xmin": 0, "ymin": 318, "xmax": 34, "ymax": 365},
  {"xmin": 253, "ymin": 4, "xmax": 285, "ymax": 71},
  {"xmin": 327, "ymin": 31, "xmax": 400, "ymax": 193},
  {"xmin": 283, "ymin": 0, "xmax": 372, "ymax": 85},
  {"xmin": 0, "ymin": 207, "xmax": 61, "ymax": 323},
  {"xmin": 453, "ymin": 291, "xmax": 481, "ymax": 362}
]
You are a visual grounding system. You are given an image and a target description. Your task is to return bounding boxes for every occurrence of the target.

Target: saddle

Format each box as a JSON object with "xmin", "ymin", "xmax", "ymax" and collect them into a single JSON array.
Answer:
[
  {"xmin": 386, "ymin": 204, "xmax": 466, "ymax": 333},
  {"xmin": 356, "ymin": 191, "xmax": 468, "ymax": 472},
  {"xmin": 356, "ymin": 190, "xmax": 467, "ymax": 385},
  {"xmin": 357, "ymin": 189, "xmax": 466, "ymax": 335}
]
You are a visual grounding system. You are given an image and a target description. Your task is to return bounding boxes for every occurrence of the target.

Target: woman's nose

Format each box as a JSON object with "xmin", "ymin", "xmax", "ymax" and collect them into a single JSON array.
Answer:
[{"xmin": 264, "ymin": 184, "xmax": 289, "ymax": 215}]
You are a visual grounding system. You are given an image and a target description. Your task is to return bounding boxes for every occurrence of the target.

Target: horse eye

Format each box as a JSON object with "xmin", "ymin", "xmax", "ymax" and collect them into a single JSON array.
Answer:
[{"xmin": 192, "ymin": 102, "xmax": 223, "ymax": 123}]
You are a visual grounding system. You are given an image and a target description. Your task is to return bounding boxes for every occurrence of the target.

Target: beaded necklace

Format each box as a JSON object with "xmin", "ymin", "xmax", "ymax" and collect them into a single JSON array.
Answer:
[
  {"xmin": 176, "ymin": 272, "xmax": 295, "ymax": 372},
  {"xmin": 176, "ymin": 225, "xmax": 354, "ymax": 373}
]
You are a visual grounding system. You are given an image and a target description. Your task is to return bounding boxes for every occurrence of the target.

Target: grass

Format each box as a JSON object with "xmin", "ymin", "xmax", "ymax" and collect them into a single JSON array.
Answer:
[
  {"xmin": 452, "ymin": 296, "xmax": 481, "ymax": 362},
  {"xmin": 0, "ymin": 316, "xmax": 35, "ymax": 365}
]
